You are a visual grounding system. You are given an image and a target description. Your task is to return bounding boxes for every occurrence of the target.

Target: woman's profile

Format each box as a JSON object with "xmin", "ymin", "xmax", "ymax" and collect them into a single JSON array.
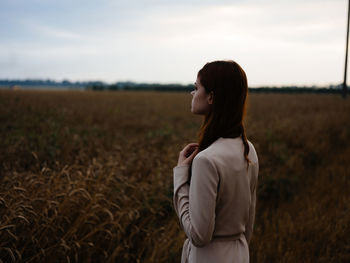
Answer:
[{"xmin": 173, "ymin": 60, "xmax": 259, "ymax": 263}]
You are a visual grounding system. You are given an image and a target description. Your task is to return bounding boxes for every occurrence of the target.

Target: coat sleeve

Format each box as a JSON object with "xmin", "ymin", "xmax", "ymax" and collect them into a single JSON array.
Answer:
[
  {"xmin": 173, "ymin": 154, "xmax": 219, "ymax": 247},
  {"xmin": 244, "ymin": 161, "xmax": 259, "ymax": 244}
]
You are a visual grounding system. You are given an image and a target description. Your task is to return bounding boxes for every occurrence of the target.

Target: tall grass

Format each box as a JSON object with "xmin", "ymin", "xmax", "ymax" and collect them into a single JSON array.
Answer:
[{"xmin": 0, "ymin": 90, "xmax": 349, "ymax": 262}]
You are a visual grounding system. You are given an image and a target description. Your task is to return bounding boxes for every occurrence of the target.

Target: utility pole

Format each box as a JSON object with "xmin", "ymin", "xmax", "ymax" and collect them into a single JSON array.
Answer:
[{"xmin": 343, "ymin": 0, "xmax": 350, "ymax": 98}]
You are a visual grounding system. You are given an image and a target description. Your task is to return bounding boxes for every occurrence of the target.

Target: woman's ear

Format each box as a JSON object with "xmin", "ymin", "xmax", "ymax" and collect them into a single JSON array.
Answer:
[{"xmin": 207, "ymin": 91, "xmax": 214, "ymax": 105}]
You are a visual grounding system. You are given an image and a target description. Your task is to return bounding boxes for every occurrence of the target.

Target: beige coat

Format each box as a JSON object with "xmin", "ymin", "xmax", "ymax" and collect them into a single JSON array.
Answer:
[{"xmin": 173, "ymin": 137, "xmax": 259, "ymax": 263}]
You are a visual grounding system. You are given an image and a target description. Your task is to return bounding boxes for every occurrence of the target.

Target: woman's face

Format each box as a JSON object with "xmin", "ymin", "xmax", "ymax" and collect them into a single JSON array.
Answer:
[{"xmin": 190, "ymin": 76, "xmax": 213, "ymax": 115}]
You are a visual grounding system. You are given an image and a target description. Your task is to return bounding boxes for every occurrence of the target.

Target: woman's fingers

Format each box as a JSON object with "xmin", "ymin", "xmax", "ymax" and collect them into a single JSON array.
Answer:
[
  {"xmin": 187, "ymin": 147, "xmax": 199, "ymax": 160},
  {"xmin": 177, "ymin": 143, "xmax": 199, "ymax": 166},
  {"xmin": 182, "ymin": 143, "xmax": 199, "ymax": 152},
  {"xmin": 183, "ymin": 144, "xmax": 198, "ymax": 157}
]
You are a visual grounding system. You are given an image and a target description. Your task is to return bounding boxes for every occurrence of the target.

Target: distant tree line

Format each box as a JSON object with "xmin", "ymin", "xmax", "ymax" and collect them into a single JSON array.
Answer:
[
  {"xmin": 249, "ymin": 85, "xmax": 346, "ymax": 94},
  {"xmin": 86, "ymin": 82, "xmax": 194, "ymax": 92},
  {"xmin": 0, "ymin": 79, "xmax": 87, "ymax": 87},
  {"xmin": 0, "ymin": 79, "xmax": 347, "ymax": 94}
]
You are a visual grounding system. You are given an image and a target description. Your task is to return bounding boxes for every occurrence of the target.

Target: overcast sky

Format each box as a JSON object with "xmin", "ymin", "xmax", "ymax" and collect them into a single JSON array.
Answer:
[{"xmin": 0, "ymin": 0, "xmax": 347, "ymax": 86}]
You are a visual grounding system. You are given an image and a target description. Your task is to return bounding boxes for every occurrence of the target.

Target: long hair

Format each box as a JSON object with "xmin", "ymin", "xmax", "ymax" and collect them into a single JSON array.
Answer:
[{"xmin": 197, "ymin": 60, "xmax": 250, "ymax": 166}]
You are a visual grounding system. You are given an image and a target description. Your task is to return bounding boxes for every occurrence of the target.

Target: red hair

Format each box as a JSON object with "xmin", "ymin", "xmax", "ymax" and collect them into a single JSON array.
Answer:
[{"xmin": 197, "ymin": 60, "xmax": 250, "ymax": 166}]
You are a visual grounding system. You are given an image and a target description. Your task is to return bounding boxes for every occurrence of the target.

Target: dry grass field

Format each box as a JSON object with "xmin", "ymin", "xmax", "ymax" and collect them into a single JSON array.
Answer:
[{"xmin": 0, "ymin": 90, "xmax": 350, "ymax": 263}]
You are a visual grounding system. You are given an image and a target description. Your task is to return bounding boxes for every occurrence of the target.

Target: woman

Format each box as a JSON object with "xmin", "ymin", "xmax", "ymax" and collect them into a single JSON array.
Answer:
[{"xmin": 173, "ymin": 60, "xmax": 259, "ymax": 263}]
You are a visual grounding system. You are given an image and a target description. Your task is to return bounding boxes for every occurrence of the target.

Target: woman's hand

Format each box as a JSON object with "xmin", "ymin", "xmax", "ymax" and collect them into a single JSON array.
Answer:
[{"xmin": 177, "ymin": 143, "xmax": 199, "ymax": 166}]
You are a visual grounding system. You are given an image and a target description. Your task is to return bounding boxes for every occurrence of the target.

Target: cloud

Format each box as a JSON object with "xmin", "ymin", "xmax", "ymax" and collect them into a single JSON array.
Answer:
[
  {"xmin": 0, "ymin": 52, "xmax": 18, "ymax": 69},
  {"xmin": 21, "ymin": 20, "xmax": 87, "ymax": 41},
  {"xmin": 0, "ymin": 0, "xmax": 347, "ymax": 85}
]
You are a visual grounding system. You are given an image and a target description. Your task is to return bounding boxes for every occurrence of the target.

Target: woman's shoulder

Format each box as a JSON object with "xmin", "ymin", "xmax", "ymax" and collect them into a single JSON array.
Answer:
[
  {"xmin": 194, "ymin": 137, "xmax": 258, "ymax": 165},
  {"xmin": 193, "ymin": 138, "xmax": 227, "ymax": 160},
  {"xmin": 192, "ymin": 146, "xmax": 220, "ymax": 172},
  {"xmin": 192, "ymin": 137, "xmax": 238, "ymax": 166},
  {"xmin": 193, "ymin": 148, "xmax": 214, "ymax": 164}
]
